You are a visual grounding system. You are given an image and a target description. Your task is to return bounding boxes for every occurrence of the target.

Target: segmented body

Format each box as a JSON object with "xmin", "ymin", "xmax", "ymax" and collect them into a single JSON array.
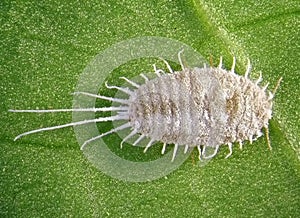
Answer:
[{"xmin": 129, "ymin": 67, "xmax": 272, "ymax": 147}]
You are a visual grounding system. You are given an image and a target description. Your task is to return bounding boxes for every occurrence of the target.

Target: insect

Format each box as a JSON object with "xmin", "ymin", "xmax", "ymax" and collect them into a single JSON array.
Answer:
[{"xmin": 9, "ymin": 51, "xmax": 281, "ymax": 161}]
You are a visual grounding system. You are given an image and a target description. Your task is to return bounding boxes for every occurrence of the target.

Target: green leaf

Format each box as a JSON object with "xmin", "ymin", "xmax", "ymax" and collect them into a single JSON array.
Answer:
[{"xmin": 1, "ymin": 0, "xmax": 299, "ymax": 217}]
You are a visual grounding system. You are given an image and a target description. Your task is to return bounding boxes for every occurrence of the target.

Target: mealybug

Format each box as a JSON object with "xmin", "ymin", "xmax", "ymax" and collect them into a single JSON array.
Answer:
[{"xmin": 9, "ymin": 51, "xmax": 281, "ymax": 161}]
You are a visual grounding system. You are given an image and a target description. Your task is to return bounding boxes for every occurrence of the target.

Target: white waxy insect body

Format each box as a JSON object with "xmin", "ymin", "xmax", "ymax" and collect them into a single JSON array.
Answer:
[
  {"xmin": 10, "ymin": 51, "xmax": 281, "ymax": 162},
  {"xmin": 129, "ymin": 68, "xmax": 228, "ymax": 147}
]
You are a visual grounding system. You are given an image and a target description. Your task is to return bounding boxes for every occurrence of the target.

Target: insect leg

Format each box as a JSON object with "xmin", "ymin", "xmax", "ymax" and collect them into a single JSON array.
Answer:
[
  {"xmin": 197, "ymin": 145, "xmax": 202, "ymax": 161},
  {"xmin": 218, "ymin": 56, "xmax": 223, "ymax": 69},
  {"xmin": 244, "ymin": 58, "xmax": 251, "ymax": 78},
  {"xmin": 184, "ymin": 144, "xmax": 189, "ymax": 154},
  {"xmin": 255, "ymin": 71, "xmax": 263, "ymax": 85},
  {"xmin": 264, "ymin": 126, "xmax": 272, "ymax": 150},
  {"xmin": 178, "ymin": 49, "xmax": 185, "ymax": 70},
  {"xmin": 159, "ymin": 57, "xmax": 174, "ymax": 74},
  {"xmin": 202, "ymin": 145, "xmax": 220, "ymax": 159},
  {"xmin": 238, "ymin": 140, "xmax": 243, "ymax": 150},
  {"xmin": 81, "ymin": 122, "xmax": 131, "ymax": 150},
  {"xmin": 161, "ymin": 143, "xmax": 167, "ymax": 154},
  {"xmin": 153, "ymin": 64, "xmax": 165, "ymax": 77},
  {"xmin": 225, "ymin": 143, "xmax": 233, "ymax": 158},
  {"xmin": 140, "ymin": 73, "xmax": 149, "ymax": 82},
  {"xmin": 105, "ymin": 82, "xmax": 134, "ymax": 95},
  {"xmin": 272, "ymin": 77, "xmax": 283, "ymax": 96},
  {"xmin": 119, "ymin": 76, "xmax": 140, "ymax": 88},
  {"xmin": 133, "ymin": 134, "xmax": 146, "ymax": 146},
  {"xmin": 171, "ymin": 144, "xmax": 179, "ymax": 162},
  {"xmin": 143, "ymin": 138, "xmax": 155, "ymax": 153},
  {"xmin": 120, "ymin": 129, "xmax": 137, "ymax": 148},
  {"xmin": 230, "ymin": 57, "xmax": 236, "ymax": 73},
  {"xmin": 73, "ymin": 92, "xmax": 130, "ymax": 105}
]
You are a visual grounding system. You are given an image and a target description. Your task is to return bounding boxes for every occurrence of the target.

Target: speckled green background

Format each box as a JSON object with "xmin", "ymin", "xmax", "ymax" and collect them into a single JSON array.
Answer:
[{"xmin": 1, "ymin": 0, "xmax": 299, "ymax": 217}]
